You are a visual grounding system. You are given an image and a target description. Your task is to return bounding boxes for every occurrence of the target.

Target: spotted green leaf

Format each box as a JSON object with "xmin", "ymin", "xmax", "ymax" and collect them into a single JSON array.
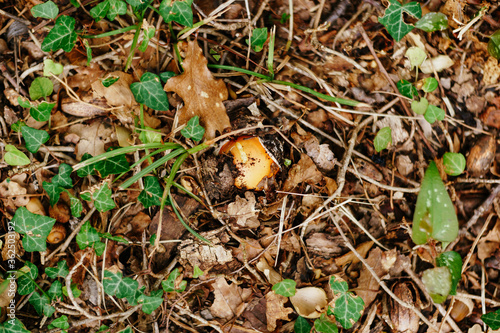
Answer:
[
  {"xmin": 138, "ymin": 176, "xmax": 162, "ymax": 208},
  {"xmin": 396, "ymin": 79, "xmax": 418, "ymax": 99},
  {"xmin": 29, "ymin": 77, "xmax": 53, "ymax": 100},
  {"xmin": 415, "ymin": 12, "xmax": 448, "ymax": 32},
  {"xmin": 379, "ymin": 0, "xmax": 422, "ymax": 42},
  {"xmin": 272, "ymin": 279, "xmax": 296, "ymax": 297},
  {"xmin": 139, "ymin": 126, "xmax": 162, "ymax": 144},
  {"xmin": 126, "ymin": 0, "xmax": 149, "ymax": 12},
  {"xmin": 101, "ymin": 76, "xmax": 119, "ymax": 87},
  {"xmin": 43, "ymin": 59, "xmax": 64, "ymax": 76},
  {"xmin": 93, "ymin": 183, "xmax": 115, "ymax": 212},
  {"xmin": 314, "ymin": 314, "xmax": 338, "ymax": 333},
  {"xmin": 422, "ymin": 77, "xmax": 438, "ymax": 93},
  {"xmin": 247, "ymin": 27, "xmax": 268, "ymax": 52},
  {"xmin": 422, "ymin": 267, "xmax": 451, "ymax": 303},
  {"xmin": 329, "ymin": 276, "xmax": 364, "ymax": 329},
  {"xmin": 412, "ymin": 161, "xmax": 458, "ymax": 245},
  {"xmin": 21, "ymin": 126, "xmax": 49, "ymax": 153},
  {"xmin": 13, "ymin": 207, "xmax": 56, "ymax": 252},
  {"xmin": 159, "ymin": 0, "xmax": 193, "ymax": 27},
  {"xmin": 482, "ymin": 308, "xmax": 500, "ymax": 330},
  {"xmin": 405, "ymin": 46, "xmax": 426, "ymax": 69},
  {"xmin": 130, "ymin": 72, "xmax": 169, "ymax": 111},
  {"xmin": 138, "ymin": 292, "xmax": 164, "ymax": 314},
  {"xmin": 29, "ymin": 291, "xmax": 55, "ymax": 317},
  {"xmin": 436, "ymin": 251, "xmax": 462, "ymax": 295},
  {"xmin": 181, "ymin": 116, "xmax": 205, "ymax": 141},
  {"xmin": 31, "ymin": 1, "xmax": 59, "ymax": 19},
  {"xmin": 30, "ymin": 102, "xmax": 55, "ymax": 122},
  {"xmin": 17, "ymin": 261, "xmax": 38, "ymax": 295},
  {"xmin": 46, "ymin": 260, "xmax": 69, "ymax": 279},
  {"xmin": 4, "ymin": 144, "xmax": 30, "ymax": 166},
  {"xmin": 488, "ymin": 30, "xmax": 500, "ymax": 59},
  {"xmin": 374, "ymin": 127, "xmax": 392, "ymax": 152},
  {"xmin": 41, "ymin": 15, "xmax": 77, "ymax": 52},
  {"xmin": 442, "ymin": 152, "xmax": 466, "ymax": 176},
  {"xmin": 424, "ymin": 104, "xmax": 445, "ymax": 124}
]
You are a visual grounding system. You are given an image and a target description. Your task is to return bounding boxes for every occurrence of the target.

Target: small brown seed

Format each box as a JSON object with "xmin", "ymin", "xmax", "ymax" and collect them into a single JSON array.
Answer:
[
  {"xmin": 47, "ymin": 223, "xmax": 67, "ymax": 244},
  {"xmin": 467, "ymin": 135, "xmax": 496, "ymax": 177}
]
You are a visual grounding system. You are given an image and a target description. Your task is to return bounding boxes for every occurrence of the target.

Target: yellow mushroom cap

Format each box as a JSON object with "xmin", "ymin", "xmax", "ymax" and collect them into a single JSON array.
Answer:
[{"xmin": 220, "ymin": 136, "xmax": 277, "ymax": 190}]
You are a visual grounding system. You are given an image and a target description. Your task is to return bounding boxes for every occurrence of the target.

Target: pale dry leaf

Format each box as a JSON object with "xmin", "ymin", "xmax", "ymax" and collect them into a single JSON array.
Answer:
[
  {"xmin": 210, "ymin": 276, "xmax": 252, "ymax": 320},
  {"xmin": 67, "ymin": 63, "xmax": 105, "ymax": 91},
  {"xmin": 266, "ymin": 291, "xmax": 294, "ymax": 331},
  {"xmin": 483, "ymin": 57, "xmax": 500, "ymax": 86},
  {"xmin": 303, "ymin": 136, "xmax": 335, "ymax": 171},
  {"xmin": 356, "ymin": 248, "xmax": 395, "ymax": 307},
  {"xmin": 92, "ymin": 71, "xmax": 136, "ymax": 108},
  {"xmin": 283, "ymin": 154, "xmax": 324, "ymax": 192},
  {"xmin": 0, "ymin": 176, "xmax": 29, "ymax": 207},
  {"xmin": 164, "ymin": 40, "xmax": 231, "ymax": 140},
  {"xmin": 179, "ymin": 236, "xmax": 233, "ymax": 273},
  {"xmin": 375, "ymin": 113, "xmax": 409, "ymax": 145},
  {"xmin": 65, "ymin": 122, "xmax": 114, "ymax": 160},
  {"xmin": 256, "ymin": 257, "xmax": 282, "ymax": 285},
  {"xmin": 478, "ymin": 219, "xmax": 500, "ymax": 260},
  {"xmin": 227, "ymin": 192, "xmax": 260, "ymax": 229}
]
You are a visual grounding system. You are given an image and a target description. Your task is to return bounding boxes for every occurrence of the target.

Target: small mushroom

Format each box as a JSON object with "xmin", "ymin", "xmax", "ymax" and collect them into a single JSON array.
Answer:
[
  {"xmin": 47, "ymin": 223, "xmax": 67, "ymax": 244},
  {"xmin": 289, "ymin": 287, "xmax": 328, "ymax": 318},
  {"xmin": 220, "ymin": 136, "xmax": 280, "ymax": 190}
]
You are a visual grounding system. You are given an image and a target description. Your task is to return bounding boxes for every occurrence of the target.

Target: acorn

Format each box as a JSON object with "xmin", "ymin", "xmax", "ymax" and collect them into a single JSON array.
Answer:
[
  {"xmin": 47, "ymin": 223, "xmax": 67, "ymax": 244},
  {"xmin": 467, "ymin": 135, "xmax": 496, "ymax": 177},
  {"xmin": 49, "ymin": 202, "xmax": 71, "ymax": 223}
]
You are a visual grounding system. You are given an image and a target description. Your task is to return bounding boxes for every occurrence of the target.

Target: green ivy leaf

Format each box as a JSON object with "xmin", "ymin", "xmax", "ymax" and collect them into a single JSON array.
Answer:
[
  {"xmin": 126, "ymin": 0, "xmax": 149, "ymax": 12},
  {"xmin": 421, "ymin": 267, "xmax": 451, "ymax": 303},
  {"xmin": 43, "ymin": 181, "xmax": 63, "ymax": 206},
  {"xmin": 84, "ymin": 39, "xmax": 92, "ymax": 66},
  {"xmin": 412, "ymin": 161, "xmax": 458, "ymax": 245},
  {"xmin": 4, "ymin": 145, "xmax": 30, "ymax": 166},
  {"xmin": 76, "ymin": 153, "xmax": 96, "ymax": 177},
  {"xmin": 31, "ymin": 1, "xmax": 59, "ymax": 19},
  {"xmin": 294, "ymin": 316, "xmax": 312, "ymax": 333},
  {"xmin": 41, "ymin": 15, "xmax": 77, "ymax": 52},
  {"xmin": 396, "ymin": 79, "xmax": 418, "ymax": 99},
  {"xmin": 126, "ymin": 287, "xmax": 145, "ymax": 306},
  {"xmin": 422, "ymin": 77, "xmax": 438, "ymax": 93},
  {"xmin": 272, "ymin": 279, "xmax": 296, "ymax": 297},
  {"xmin": 159, "ymin": 0, "xmax": 193, "ymax": 27},
  {"xmin": 18, "ymin": 97, "xmax": 31, "ymax": 108},
  {"xmin": 62, "ymin": 283, "xmax": 82, "ymax": 298},
  {"xmin": 69, "ymin": 195, "xmax": 83, "ymax": 217},
  {"xmin": 192, "ymin": 265, "xmax": 204, "ymax": 278},
  {"xmin": 181, "ymin": 116, "xmax": 205, "ymax": 141},
  {"xmin": 138, "ymin": 176, "xmax": 162, "ymax": 208},
  {"xmin": 436, "ymin": 251, "xmax": 462, "ymax": 295},
  {"xmin": 160, "ymin": 71, "xmax": 176, "ymax": 83},
  {"xmin": 415, "ymin": 12, "xmax": 448, "ymax": 32},
  {"xmin": 130, "ymin": 72, "xmax": 169, "ymax": 111},
  {"xmin": 411, "ymin": 97, "xmax": 429, "ymax": 115},
  {"xmin": 424, "ymin": 104, "xmax": 445, "ymax": 124},
  {"xmin": 107, "ymin": 0, "xmax": 127, "ymax": 20},
  {"xmin": 99, "ymin": 232, "xmax": 129, "ymax": 243},
  {"xmin": 247, "ymin": 27, "xmax": 268, "ymax": 52},
  {"xmin": 101, "ymin": 76, "xmax": 119, "ymax": 87},
  {"xmin": 442, "ymin": 152, "xmax": 466, "ymax": 176},
  {"xmin": 48, "ymin": 315, "xmax": 70, "ymax": 330},
  {"xmin": 29, "ymin": 77, "xmax": 53, "ymax": 100},
  {"xmin": 139, "ymin": 127, "xmax": 162, "ymax": 144},
  {"xmin": 139, "ymin": 26, "xmax": 155, "ymax": 52},
  {"xmin": 11, "ymin": 120, "xmax": 26, "ymax": 133},
  {"xmin": 138, "ymin": 293, "xmax": 164, "ymax": 314},
  {"xmin": 161, "ymin": 268, "xmax": 186, "ymax": 292},
  {"xmin": 76, "ymin": 221, "xmax": 100, "ymax": 250},
  {"xmin": 46, "ymin": 260, "xmax": 69, "ymax": 279},
  {"xmin": 94, "ymin": 151, "xmax": 130, "ymax": 178},
  {"xmin": 90, "ymin": 0, "xmax": 110, "ymax": 22},
  {"xmin": 314, "ymin": 314, "xmax": 338, "ymax": 333},
  {"xmin": 329, "ymin": 276, "xmax": 364, "ymax": 329},
  {"xmin": 0, "ymin": 318, "xmax": 30, "ymax": 333},
  {"xmin": 488, "ymin": 30, "xmax": 500, "ymax": 59},
  {"xmin": 47, "ymin": 280, "xmax": 63, "ymax": 299},
  {"xmin": 482, "ymin": 309, "xmax": 500, "ymax": 330},
  {"xmin": 94, "ymin": 241, "xmax": 106, "ymax": 256},
  {"xmin": 43, "ymin": 59, "xmax": 64, "ymax": 76},
  {"xmin": 17, "ymin": 261, "xmax": 38, "ymax": 295},
  {"xmin": 405, "ymin": 46, "xmax": 426, "ymax": 69},
  {"xmin": 118, "ymin": 327, "xmax": 133, "ymax": 333},
  {"xmin": 379, "ymin": 0, "xmax": 422, "ymax": 42},
  {"xmin": 93, "ymin": 183, "xmax": 116, "ymax": 212},
  {"xmin": 53, "ymin": 163, "xmax": 73, "ymax": 188},
  {"xmin": 30, "ymin": 101, "xmax": 55, "ymax": 122},
  {"xmin": 13, "ymin": 207, "xmax": 56, "ymax": 252},
  {"xmin": 103, "ymin": 270, "xmax": 138, "ymax": 299},
  {"xmin": 374, "ymin": 127, "xmax": 392, "ymax": 152},
  {"xmin": 29, "ymin": 292, "xmax": 55, "ymax": 317},
  {"xmin": 21, "ymin": 126, "xmax": 50, "ymax": 153}
]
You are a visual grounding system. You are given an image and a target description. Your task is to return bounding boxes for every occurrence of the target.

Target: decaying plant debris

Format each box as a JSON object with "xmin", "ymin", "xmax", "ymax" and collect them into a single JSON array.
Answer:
[{"xmin": 1, "ymin": 0, "xmax": 500, "ymax": 332}]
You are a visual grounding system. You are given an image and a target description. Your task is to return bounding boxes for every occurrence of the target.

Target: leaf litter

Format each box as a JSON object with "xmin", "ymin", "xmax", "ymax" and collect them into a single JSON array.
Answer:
[{"xmin": 1, "ymin": 0, "xmax": 500, "ymax": 331}]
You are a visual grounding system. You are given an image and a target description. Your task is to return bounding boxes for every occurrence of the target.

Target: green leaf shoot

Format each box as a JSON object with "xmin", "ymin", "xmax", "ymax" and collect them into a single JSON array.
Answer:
[
  {"xmin": 17, "ymin": 261, "xmax": 38, "ymax": 295},
  {"xmin": 422, "ymin": 77, "xmax": 438, "ymax": 93},
  {"xmin": 138, "ymin": 176, "xmax": 162, "ymax": 208},
  {"xmin": 52, "ymin": 163, "xmax": 73, "ymax": 188},
  {"xmin": 130, "ymin": 72, "xmax": 169, "ymax": 111},
  {"xmin": 181, "ymin": 116, "xmax": 205, "ymax": 141},
  {"xmin": 47, "ymin": 280, "xmax": 63, "ymax": 299},
  {"xmin": 31, "ymin": 1, "xmax": 59, "ymax": 19},
  {"xmin": 411, "ymin": 97, "xmax": 429, "ymax": 115},
  {"xmin": 13, "ymin": 207, "xmax": 56, "ymax": 252},
  {"xmin": 41, "ymin": 15, "xmax": 77, "ymax": 52},
  {"xmin": 488, "ymin": 30, "xmax": 500, "ymax": 59},
  {"xmin": 103, "ymin": 270, "xmax": 138, "ymax": 299},
  {"xmin": 421, "ymin": 266, "xmax": 451, "ymax": 303},
  {"xmin": 139, "ymin": 127, "xmax": 162, "ymax": 144},
  {"xmin": 405, "ymin": 46, "xmax": 426, "ymax": 69},
  {"xmin": 396, "ymin": 79, "xmax": 418, "ymax": 99},
  {"xmin": 442, "ymin": 152, "xmax": 466, "ymax": 176},
  {"xmin": 69, "ymin": 194, "xmax": 83, "ymax": 217},
  {"xmin": 247, "ymin": 27, "xmax": 268, "ymax": 52},
  {"xmin": 45, "ymin": 260, "xmax": 70, "ymax": 279},
  {"xmin": 43, "ymin": 59, "xmax": 64, "ymax": 76},
  {"xmin": 138, "ymin": 293, "xmax": 164, "ymax": 314},
  {"xmin": 329, "ymin": 276, "xmax": 364, "ymax": 329},
  {"xmin": 436, "ymin": 251, "xmax": 462, "ymax": 295},
  {"xmin": 101, "ymin": 76, "xmax": 119, "ymax": 87},
  {"xmin": 482, "ymin": 308, "xmax": 500, "ymax": 330},
  {"xmin": 76, "ymin": 221, "xmax": 101, "ymax": 250},
  {"xmin": 412, "ymin": 161, "xmax": 458, "ymax": 245},
  {"xmin": 374, "ymin": 127, "xmax": 392, "ymax": 152},
  {"xmin": 30, "ymin": 101, "xmax": 55, "ymax": 122},
  {"xmin": 93, "ymin": 182, "xmax": 115, "ymax": 212},
  {"xmin": 294, "ymin": 316, "xmax": 312, "ymax": 333},
  {"xmin": 29, "ymin": 291, "xmax": 55, "ymax": 317},
  {"xmin": 21, "ymin": 126, "xmax": 50, "ymax": 153},
  {"xmin": 272, "ymin": 279, "xmax": 296, "ymax": 297},
  {"xmin": 89, "ymin": 0, "xmax": 110, "ymax": 22},
  {"xmin": 48, "ymin": 316, "xmax": 70, "ymax": 330},
  {"xmin": 314, "ymin": 314, "xmax": 338, "ymax": 333},
  {"xmin": 4, "ymin": 145, "xmax": 30, "ymax": 166},
  {"xmin": 415, "ymin": 12, "xmax": 448, "ymax": 32},
  {"xmin": 161, "ymin": 268, "xmax": 186, "ymax": 292},
  {"xmin": 43, "ymin": 181, "xmax": 63, "ymax": 206},
  {"xmin": 107, "ymin": 0, "xmax": 127, "ymax": 20},
  {"xmin": 378, "ymin": 0, "xmax": 422, "ymax": 42},
  {"xmin": 192, "ymin": 265, "xmax": 204, "ymax": 278},
  {"xmin": 424, "ymin": 104, "xmax": 445, "ymax": 124},
  {"xmin": 29, "ymin": 77, "xmax": 53, "ymax": 100}
]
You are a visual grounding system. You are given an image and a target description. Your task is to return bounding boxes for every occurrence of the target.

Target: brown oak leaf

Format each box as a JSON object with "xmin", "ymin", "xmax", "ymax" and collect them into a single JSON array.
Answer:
[{"xmin": 164, "ymin": 40, "xmax": 231, "ymax": 140}]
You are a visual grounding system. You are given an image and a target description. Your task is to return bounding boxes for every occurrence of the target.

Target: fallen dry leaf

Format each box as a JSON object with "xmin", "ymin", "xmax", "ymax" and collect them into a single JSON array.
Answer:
[
  {"xmin": 164, "ymin": 40, "xmax": 231, "ymax": 140},
  {"xmin": 210, "ymin": 276, "xmax": 252, "ymax": 320},
  {"xmin": 265, "ymin": 291, "xmax": 293, "ymax": 331},
  {"xmin": 227, "ymin": 192, "xmax": 260, "ymax": 229},
  {"xmin": 283, "ymin": 154, "xmax": 324, "ymax": 192},
  {"xmin": 0, "ymin": 174, "xmax": 29, "ymax": 208},
  {"xmin": 65, "ymin": 122, "xmax": 114, "ymax": 160}
]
